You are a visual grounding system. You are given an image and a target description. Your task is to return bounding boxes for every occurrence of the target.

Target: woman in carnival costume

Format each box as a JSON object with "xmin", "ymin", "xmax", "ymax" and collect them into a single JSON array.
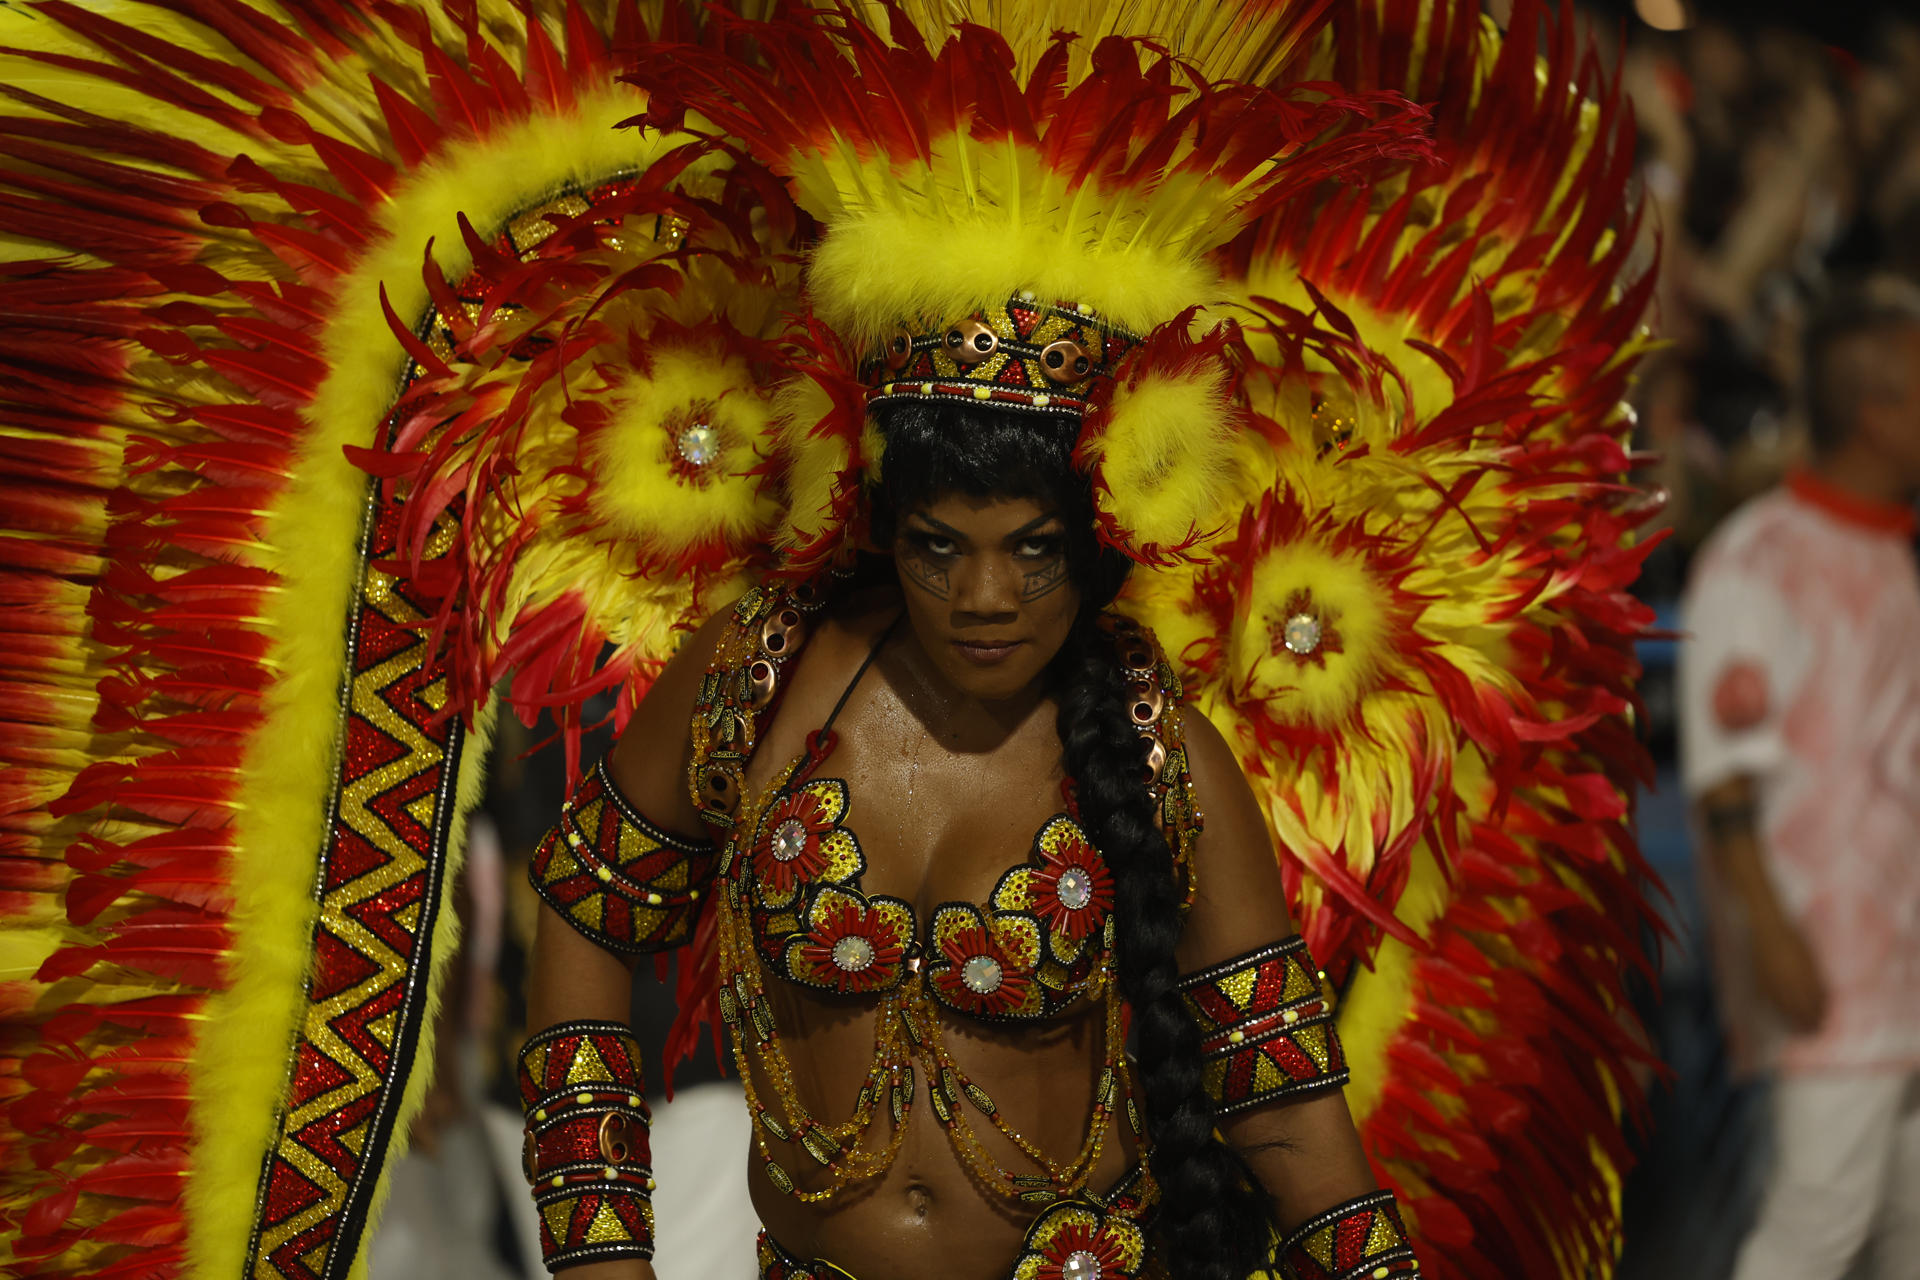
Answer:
[{"xmin": 0, "ymin": 2, "xmax": 1658, "ymax": 1280}]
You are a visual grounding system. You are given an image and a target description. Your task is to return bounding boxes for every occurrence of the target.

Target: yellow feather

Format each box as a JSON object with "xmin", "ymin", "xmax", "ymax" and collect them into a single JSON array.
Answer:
[
  {"xmin": 1084, "ymin": 363, "xmax": 1237, "ymax": 552},
  {"xmin": 185, "ymin": 88, "xmax": 683, "ymax": 1280},
  {"xmin": 770, "ymin": 377, "xmax": 857, "ymax": 556},
  {"xmin": 1335, "ymin": 838, "xmax": 1450, "ymax": 1125},
  {"xmin": 585, "ymin": 346, "xmax": 777, "ymax": 556},
  {"xmin": 804, "ymin": 178, "xmax": 1223, "ymax": 346},
  {"xmin": 1229, "ymin": 540, "xmax": 1394, "ymax": 727},
  {"xmin": 877, "ymin": 0, "xmax": 1323, "ymax": 99}
]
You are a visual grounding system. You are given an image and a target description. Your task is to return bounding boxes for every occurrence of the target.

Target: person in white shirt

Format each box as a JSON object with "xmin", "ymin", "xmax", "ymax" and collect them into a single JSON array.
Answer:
[{"xmin": 1679, "ymin": 279, "xmax": 1920, "ymax": 1280}]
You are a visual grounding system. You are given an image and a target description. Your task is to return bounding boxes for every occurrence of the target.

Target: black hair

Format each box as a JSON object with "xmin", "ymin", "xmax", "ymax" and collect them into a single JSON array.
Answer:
[
  {"xmin": 1803, "ymin": 278, "xmax": 1920, "ymax": 456},
  {"xmin": 870, "ymin": 398, "xmax": 1275, "ymax": 1280}
]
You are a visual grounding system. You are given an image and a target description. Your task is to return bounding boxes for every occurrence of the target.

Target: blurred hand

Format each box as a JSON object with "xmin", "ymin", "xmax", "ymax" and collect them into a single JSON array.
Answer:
[
  {"xmin": 562, "ymin": 1258, "xmax": 654, "ymax": 1280},
  {"xmin": 405, "ymin": 1064, "xmax": 465, "ymax": 1157},
  {"xmin": 1752, "ymin": 915, "xmax": 1829, "ymax": 1034}
]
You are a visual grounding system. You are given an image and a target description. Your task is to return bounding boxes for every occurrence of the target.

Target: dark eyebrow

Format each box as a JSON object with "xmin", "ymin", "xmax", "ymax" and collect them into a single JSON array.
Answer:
[
  {"xmin": 905, "ymin": 513, "xmax": 967, "ymax": 539},
  {"xmin": 1005, "ymin": 513, "xmax": 1062, "ymax": 539},
  {"xmin": 904, "ymin": 511, "xmax": 1063, "ymax": 541}
]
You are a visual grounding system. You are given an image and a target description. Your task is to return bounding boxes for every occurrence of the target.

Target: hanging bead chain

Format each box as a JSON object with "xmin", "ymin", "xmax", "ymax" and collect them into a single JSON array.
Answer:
[
  {"xmin": 906, "ymin": 952, "xmax": 1129, "ymax": 1204},
  {"xmin": 717, "ymin": 857, "xmax": 1139, "ymax": 1208},
  {"xmin": 718, "ymin": 876, "xmax": 914, "ymax": 1201}
]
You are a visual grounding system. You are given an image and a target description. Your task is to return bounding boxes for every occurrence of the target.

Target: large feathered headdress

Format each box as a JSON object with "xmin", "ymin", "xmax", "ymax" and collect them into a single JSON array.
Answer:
[
  {"xmin": 625, "ymin": 1, "xmax": 1434, "ymax": 567},
  {"xmin": 0, "ymin": 2, "xmax": 1659, "ymax": 1278}
]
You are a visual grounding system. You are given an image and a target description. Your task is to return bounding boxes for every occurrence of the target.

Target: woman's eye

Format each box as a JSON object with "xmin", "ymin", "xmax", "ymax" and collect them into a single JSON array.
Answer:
[
  {"xmin": 1014, "ymin": 537, "xmax": 1061, "ymax": 559},
  {"xmin": 914, "ymin": 534, "xmax": 958, "ymax": 558}
]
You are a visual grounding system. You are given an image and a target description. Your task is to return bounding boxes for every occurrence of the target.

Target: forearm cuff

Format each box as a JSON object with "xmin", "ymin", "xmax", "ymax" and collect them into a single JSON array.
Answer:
[
  {"xmin": 518, "ymin": 1021, "xmax": 655, "ymax": 1269},
  {"xmin": 1281, "ymin": 1190, "xmax": 1422, "ymax": 1280}
]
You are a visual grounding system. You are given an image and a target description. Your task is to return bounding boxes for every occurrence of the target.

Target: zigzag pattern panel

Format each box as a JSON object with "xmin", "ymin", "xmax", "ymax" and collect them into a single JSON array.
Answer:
[{"xmin": 246, "ymin": 503, "xmax": 464, "ymax": 1280}]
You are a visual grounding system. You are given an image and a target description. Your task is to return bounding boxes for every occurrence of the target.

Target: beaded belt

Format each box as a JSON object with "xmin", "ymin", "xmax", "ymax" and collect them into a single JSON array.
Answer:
[{"xmin": 755, "ymin": 1191, "xmax": 1154, "ymax": 1279}]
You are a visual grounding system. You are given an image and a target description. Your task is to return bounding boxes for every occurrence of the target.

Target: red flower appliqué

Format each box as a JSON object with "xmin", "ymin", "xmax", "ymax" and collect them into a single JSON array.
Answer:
[
  {"xmin": 1030, "ymin": 829, "xmax": 1114, "ymax": 942},
  {"xmin": 753, "ymin": 789, "xmax": 835, "ymax": 894},
  {"xmin": 932, "ymin": 923, "xmax": 1031, "ymax": 1016},
  {"xmin": 796, "ymin": 898, "xmax": 906, "ymax": 994},
  {"xmin": 1034, "ymin": 1220, "xmax": 1130, "ymax": 1280}
]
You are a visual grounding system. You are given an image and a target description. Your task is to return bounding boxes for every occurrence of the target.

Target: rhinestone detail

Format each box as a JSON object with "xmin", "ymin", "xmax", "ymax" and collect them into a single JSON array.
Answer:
[
  {"xmin": 831, "ymin": 936, "xmax": 876, "ymax": 973},
  {"xmin": 1282, "ymin": 612, "xmax": 1323, "ymax": 656},
  {"xmin": 675, "ymin": 421, "xmax": 720, "ymax": 467},
  {"xmin": 1062, "ymin": 1251, "xmax": 1102, "ymax": 1280},
  {"xmin": 961, "ymin": 955, "xmax": 1003, "ymax": 995},
  {"xmin": 770, "ymin": 819, "xmax": 809, "ymax": 863},
  {"xmin": 1055, "ymin": 868, "xmax": 1093, "ymax": 911}
]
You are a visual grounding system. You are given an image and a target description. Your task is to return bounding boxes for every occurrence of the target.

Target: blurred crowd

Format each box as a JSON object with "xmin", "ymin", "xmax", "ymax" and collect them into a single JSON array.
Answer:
[
  {"xmin": 364, "ymin": 6, "xmax": 1920, "ymax": 1280},
  {"xmin": 1611, "ymin": 8, "xmax": 1920, "ymax": 1280},
  {"xmin": 1624, "ymin": 8, "xmax": 1920, "ymax": 607}
]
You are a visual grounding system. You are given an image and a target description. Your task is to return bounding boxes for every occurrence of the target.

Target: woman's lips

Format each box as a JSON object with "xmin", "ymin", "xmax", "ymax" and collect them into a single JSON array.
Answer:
[{"xmin": 953, "ymin": 639, "xmax": 1024, "ymax": 665}]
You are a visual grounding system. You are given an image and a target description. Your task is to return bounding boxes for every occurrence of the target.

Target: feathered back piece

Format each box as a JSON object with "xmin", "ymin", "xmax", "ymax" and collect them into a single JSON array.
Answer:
[
  {"xmin": 0, "ymin": 1, "xmax": 1663, "ymax": 1278},
  {"xmin": 0, "ymin": 2, "xmax": 789, "ymax": 1277},
  {"xmin": 627, "ymin": 1, "xmax": 1435, "ymax": 564},
  {"xmin": 1124, "ymin": 0, "xmax": 1663, "ymax": 1274}
]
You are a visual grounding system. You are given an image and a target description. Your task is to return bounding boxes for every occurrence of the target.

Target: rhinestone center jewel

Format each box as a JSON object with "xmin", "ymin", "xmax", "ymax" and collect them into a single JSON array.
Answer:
[
  {"xmin": 961, "ymin": 954, "xmax": 1003, "ymax": 995},
  {"xmin": 675, "ymin": 421, "xmax": 720, "ymax": 467},
  {"xmin": 1282, "ymin": 612, "xmax": 1323, "ymax": 656},
  {"xmin": 1061, "ymin": 1251, "xmax": 1102, "ymax": 1280},
  {"xmin": 830, "ymin": 936, "xmax": 875, "ymax": 972},
  {"xmin": 1055, "ymin": 867, "xmax": 1093, "ymax": 911},
  {"xmin": 770, "ymin": 819, "xmax": 809, "ymax": 863}
]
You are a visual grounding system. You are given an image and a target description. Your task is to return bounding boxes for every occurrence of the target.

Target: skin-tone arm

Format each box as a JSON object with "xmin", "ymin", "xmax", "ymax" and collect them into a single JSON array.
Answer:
[
  {"xmin": 521, "ymin": 610, "xmax": 731, "ymax": 1280},
  {"xmin": 1694, "ymin": 774, "xmax": 1828, "ymax": 1032},
  {"xmin": 1173, "ymin": 710, "xmax": 1379, "ymax": 1230}
]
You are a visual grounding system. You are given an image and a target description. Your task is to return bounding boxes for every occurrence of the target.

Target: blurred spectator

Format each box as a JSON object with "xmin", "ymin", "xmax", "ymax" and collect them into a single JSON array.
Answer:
[
  {"xmin": 1676, "ymin": 281, "xmax": 1920, "ymax": 1280},
  {"xmin": 1622, "ymin": 9, "xmax": 1920, "ymax": 594}
]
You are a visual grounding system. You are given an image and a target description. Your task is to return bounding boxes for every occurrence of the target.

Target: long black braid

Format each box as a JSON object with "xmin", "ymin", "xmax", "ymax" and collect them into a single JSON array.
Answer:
[{"xmin": 868, "ymin": 399, "xmax": 1273, "ymax": 1280}]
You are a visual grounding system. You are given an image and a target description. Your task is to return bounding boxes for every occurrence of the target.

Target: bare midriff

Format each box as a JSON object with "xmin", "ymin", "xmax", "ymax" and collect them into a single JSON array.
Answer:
[
  {"xmin": 723, "ymin": 602, "xmax": 1147, "ymax": 1278},
  {"xmin": 743, "ymin": 986, "xmax": 1142, "ymax": 1278}
]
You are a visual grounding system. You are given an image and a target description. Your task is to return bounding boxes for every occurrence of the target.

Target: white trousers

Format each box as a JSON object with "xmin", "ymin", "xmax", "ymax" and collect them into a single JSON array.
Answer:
[{"xmin": 1731, "ymin": 1068, "xmax": 1920, "ymax": 1280}]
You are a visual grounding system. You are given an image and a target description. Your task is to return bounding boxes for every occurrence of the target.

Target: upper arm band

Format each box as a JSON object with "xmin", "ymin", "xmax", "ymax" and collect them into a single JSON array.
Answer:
[
  {"xmin": 1175, "ymin": 935, "xmax": 1350, "ymax": 1115},
  {"xmin": 529, "ymin": 755, "xmax": 717, "ymax": 955}
]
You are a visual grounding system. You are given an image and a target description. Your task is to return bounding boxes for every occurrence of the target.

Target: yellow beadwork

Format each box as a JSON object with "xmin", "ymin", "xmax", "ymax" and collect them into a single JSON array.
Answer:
[
  {"xmin": 716, "ymin": 836, "xmax": 1134, "ymax": 1207},
  {"xmin": 696, "ymin": 588, "xmax": 1165, "ymax": 1210}
]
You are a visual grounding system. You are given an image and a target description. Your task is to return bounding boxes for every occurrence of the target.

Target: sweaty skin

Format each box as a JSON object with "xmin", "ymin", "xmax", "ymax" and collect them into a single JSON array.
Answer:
[{"xmin": 527, "ymin": 495, "xmax": 1377, "ymax": 1280}]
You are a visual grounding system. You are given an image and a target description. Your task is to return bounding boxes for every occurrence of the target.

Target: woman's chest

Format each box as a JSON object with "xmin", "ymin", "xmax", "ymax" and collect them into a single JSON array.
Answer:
[{"xmin": 728, "ymin": 731, "xmax": 1118, "ymax": 1021}]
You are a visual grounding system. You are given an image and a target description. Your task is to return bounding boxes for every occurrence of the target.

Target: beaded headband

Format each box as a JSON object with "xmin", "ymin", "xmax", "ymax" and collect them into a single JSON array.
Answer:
[{"xmin": 861, "ymin": 294, "xmax": 1143, "ymax": 416}]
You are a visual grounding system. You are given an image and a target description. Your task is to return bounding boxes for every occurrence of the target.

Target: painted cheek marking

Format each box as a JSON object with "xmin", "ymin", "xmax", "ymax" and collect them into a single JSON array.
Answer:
[
  {"xmin": 1020, "ymin": 558, "xmax": 1067, "ymax": 602},
  {"xmin": 901, "ymin": 552, "xmax": 951, "ymax": 601}
]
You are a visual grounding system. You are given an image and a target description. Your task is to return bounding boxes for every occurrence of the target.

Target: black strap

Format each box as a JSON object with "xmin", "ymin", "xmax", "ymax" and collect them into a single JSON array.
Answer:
[{"xmin": 819, "ymin": 612, "xmax": 901, "ymax": 737}]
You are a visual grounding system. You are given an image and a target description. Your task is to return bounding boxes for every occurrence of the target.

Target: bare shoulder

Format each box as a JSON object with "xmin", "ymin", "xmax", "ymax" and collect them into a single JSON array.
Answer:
[
  {"xmin": 605, "ymin": 601, "xmax": 739, "ymax": 837},
  {"xmin": 1173, "ymin": 701, "xmax": 1298, "ymax": 970},
  {"xmin": 605, "ymin": 581, "xmax": 903, "ymax": 828},
  {"xmin": 1175, "ymin": 701, "xmax": 1243, "ymax": 795}
]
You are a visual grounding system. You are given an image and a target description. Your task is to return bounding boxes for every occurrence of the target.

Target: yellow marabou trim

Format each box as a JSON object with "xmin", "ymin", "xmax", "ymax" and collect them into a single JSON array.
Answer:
[
  {"xmin": 770, "ymin": 376, "xmax": 859, "ymax": 557},
  {"xmin": 807, "ymin": 194, "xmax": 1223, "ymax": 347},
  {"xmin": 1337, "ymin": 839, "xmax": 1451, "ymax": 1126},
  {"xmin": 186, "ymin": 85, "xmax": 683, "ymax": 1280},
  {"xmin": 585, "ymin": 343, "xmax": 777, "ymax": 559},
  {"xmin": 1082, "ymin": 357, "xmax": 1239, "ymax": 553}
]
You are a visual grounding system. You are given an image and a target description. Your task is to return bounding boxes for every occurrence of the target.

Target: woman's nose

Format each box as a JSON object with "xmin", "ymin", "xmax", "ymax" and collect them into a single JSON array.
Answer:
[{"xmin": 950, "ymin": 557, "xmax": 1019, "ymax": 619}]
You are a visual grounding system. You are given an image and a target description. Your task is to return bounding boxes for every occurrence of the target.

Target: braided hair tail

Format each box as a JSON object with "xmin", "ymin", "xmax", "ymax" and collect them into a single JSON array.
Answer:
[{"xmin": 1052, "ymin": 617, "xmax": 1274, "ymax": 1280}]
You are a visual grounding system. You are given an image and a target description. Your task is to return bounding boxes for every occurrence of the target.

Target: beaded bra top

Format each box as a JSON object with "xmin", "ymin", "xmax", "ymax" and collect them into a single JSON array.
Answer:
[
  {"xmin": 686, "ymin": 583, "xmax": 1201, "ymax": 1021},
  {"xmin": 684, "ymin": 580, "xmax": 1202, "ymax": 1208}
]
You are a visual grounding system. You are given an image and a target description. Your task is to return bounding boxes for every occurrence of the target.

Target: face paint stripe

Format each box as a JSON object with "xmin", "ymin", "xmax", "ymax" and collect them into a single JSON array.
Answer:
[
  {"xmin": 901, "ymin": 552, "xmax": 951, "ymax": 601},
  {"xmin": 1020, "ymin": 558, "xmax": 1068, "ymax": 602}
]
